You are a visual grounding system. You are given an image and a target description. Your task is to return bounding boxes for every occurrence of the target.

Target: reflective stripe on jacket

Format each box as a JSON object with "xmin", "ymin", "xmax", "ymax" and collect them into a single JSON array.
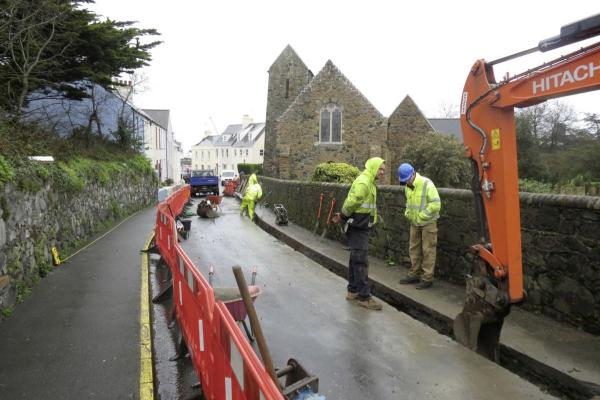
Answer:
[
  {"xmin": 341, "ymin": 157, "xmax": 384, "ymax": 226},
  {"xmin": 404, "ymin": 173, "xmax": 441, "ymax": 226}
]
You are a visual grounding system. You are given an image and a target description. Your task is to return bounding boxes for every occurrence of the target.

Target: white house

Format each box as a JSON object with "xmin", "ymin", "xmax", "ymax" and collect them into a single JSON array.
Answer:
[
  {"xmin": 142, "ymin": 109, "xmax": 182, "ymax": 182},
  {"xmin": 191, "ymin": 115, "xmax": 265, "ymax": 175}
]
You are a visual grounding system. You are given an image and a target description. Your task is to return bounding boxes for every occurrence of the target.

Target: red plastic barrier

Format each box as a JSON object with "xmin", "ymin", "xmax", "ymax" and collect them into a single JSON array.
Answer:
[{"xmin": 155, "ymin": 185, "xmax": 283, "ymax": 400}]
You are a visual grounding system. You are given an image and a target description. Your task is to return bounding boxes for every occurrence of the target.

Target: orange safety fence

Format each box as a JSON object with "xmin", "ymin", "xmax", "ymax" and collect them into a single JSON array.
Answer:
[{"xmin": 154, "ymin": 185, "xmax": 284, "ymax": 400}]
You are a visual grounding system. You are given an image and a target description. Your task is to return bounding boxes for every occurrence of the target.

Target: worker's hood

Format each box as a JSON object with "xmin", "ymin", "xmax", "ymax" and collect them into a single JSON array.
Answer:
[
  {"xmin": 248, "ymin": 173, "xmax": 258, "ymax": 185},
  {"xmin": 364, "ymin": 157, "xmax": 385, "ymax": 181}
]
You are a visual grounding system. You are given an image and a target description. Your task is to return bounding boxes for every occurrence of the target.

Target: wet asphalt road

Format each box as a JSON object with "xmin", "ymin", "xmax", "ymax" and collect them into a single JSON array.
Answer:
[{"xmin": 172, "ymin": 197, "xmax": 557, "ymax": 400}]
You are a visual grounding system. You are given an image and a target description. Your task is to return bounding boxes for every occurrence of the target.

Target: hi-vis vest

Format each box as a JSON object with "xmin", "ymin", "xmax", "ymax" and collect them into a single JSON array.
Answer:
[
  {"xmin": 342, "ymin": 172, "xmax": 378, "ymax": 224},
  {"xmin": 404, "ymin": 173, "xmax": 441, "ymax": 226}
]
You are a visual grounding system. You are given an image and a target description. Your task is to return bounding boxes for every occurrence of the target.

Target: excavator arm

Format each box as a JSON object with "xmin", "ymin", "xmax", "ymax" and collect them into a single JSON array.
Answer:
[{"xmin": 454, "ymin": 13, "xmax": 600, "ymax": 361}]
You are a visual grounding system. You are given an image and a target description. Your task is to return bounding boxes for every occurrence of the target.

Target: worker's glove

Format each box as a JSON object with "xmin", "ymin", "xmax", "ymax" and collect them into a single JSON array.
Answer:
[{"xmin": 331, "ymin": 213, "xmax": 342, "ymax": 225}]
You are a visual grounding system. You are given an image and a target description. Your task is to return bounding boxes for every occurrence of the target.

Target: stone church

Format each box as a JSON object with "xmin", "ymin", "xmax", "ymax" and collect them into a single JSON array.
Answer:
[{"xmin": 263, "ymin": 45, "xmax": 435, "ymax": 185}]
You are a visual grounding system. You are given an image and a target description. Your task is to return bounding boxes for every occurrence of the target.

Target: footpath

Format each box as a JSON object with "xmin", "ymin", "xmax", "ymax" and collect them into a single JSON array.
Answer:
[
  {"xmin": 252, "ymin": 204, "xmax": 600, "ymax": 400},
  {"xmin": 0, "ymin": 206, "xmax": 155, "ymax": 399}
]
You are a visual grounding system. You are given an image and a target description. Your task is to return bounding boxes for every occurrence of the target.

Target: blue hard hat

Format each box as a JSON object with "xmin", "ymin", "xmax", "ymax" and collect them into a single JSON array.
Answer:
[{"xmin": 397, "ymin": 163, "xmax": 414, "ymax": 183}]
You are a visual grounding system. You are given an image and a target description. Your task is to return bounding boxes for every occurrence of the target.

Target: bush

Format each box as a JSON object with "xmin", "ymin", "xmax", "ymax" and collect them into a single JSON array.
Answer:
[
  {"xmin": 401, "ymin": 133, "xmax": 470, "ymax": 188},
  {"xmin": 0, "ymin": 154, "xmax": 15, "ymax": 184},
  {"xmin": 238, "ymin": 163, "xmax": 263, "ymax": 175},
  {"xmin": 311, "ymin": 162, "xmax": 360, "ymax": 184},
  {"xmin": 518, "ymin": 179, "xmax": 555, "ymax": 194}
]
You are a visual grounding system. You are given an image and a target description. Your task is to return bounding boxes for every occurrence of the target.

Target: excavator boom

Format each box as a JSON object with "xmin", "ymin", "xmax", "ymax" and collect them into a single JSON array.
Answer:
[{"xmin": 454, "ymin": 13, "xmax": 600, "ymax": 361}]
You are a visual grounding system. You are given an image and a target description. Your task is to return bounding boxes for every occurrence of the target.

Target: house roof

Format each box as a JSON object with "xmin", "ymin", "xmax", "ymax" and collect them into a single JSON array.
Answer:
[
  {"xmin": 142, "ymin": 109, "xmax": 170, "ymax": 130},
  {"xmin": 232, "ymin": 123, "xmax": 265, "ymax": 147},
  {"xmin": 194, "ymin": 135, "xmax": 220, "ymax": 147},
  {"xmin": 428, "ymin": 118, "xmax": 462, "ymax": 141},
  {"xmin": 192, "ymin": 122, "xmax": 265, "ymax": 148}
]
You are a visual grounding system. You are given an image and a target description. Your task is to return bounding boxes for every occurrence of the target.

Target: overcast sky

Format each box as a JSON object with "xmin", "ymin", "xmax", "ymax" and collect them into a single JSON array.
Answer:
[{"xmin": 90, "ymin": 1, "xmax": 599, "ymax": 151}]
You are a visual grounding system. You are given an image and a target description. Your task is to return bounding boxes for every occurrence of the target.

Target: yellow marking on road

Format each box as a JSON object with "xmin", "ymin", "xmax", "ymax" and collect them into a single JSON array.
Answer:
[{"xmin": 140, "ymin": 232, "xmax": 155, "ymax": 400}]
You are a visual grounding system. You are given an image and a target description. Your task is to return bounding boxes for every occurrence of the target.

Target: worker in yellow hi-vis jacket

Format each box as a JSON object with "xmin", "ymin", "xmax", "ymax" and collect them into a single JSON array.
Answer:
[
  {"xmin": 397, "ymin": 163, "xmax": 441, "ymax": 290},
  {"xmin": 239, "ymin": 173, "xmax": 262, "ymax": 221}
]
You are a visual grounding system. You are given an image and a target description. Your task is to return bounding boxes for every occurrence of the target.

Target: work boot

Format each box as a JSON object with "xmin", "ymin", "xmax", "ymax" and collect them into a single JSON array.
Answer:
[
  {"xmin": 358, "ymin": 297, "xmax": 383, "ymax": 310},
  {"xmin": 399, "ymin": 276, "xmax": 420, "ymax": 284},
  {"xmin": 346, "ymin": 292, "xmax": 359, "ymax": 301},
  {"xmin": 416, "ymin": 280, "xmax": 433, "ymax": 290}
]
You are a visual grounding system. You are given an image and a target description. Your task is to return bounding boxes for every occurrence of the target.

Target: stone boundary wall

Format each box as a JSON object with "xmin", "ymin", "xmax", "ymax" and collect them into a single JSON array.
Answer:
[
  {"xmin": 0, "ymin": 174, "xmax": 157, "ymax": 313},
  {"xmin": 259, "ymin": 176, "xmax": 600, "ymax": 334}
]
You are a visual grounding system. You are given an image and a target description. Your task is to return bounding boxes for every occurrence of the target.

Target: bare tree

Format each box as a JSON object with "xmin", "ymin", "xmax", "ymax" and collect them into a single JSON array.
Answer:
[
  {"xmin": 0, "ymin": 0, "xmax": 71, "ymax": 117},
  {"xmin": 435, "ymin": 101, "xmax": 459, "ymax": 118}
]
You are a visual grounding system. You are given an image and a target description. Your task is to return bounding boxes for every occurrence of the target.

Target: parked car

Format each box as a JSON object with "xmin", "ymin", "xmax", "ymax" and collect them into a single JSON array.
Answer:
[{"xmin": 220, "ymin": 169, "xmax": 238, "ymax": 186}]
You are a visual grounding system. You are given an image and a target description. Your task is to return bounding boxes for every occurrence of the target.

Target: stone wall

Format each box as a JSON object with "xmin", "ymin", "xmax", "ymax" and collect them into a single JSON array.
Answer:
[
  {"xmin": 0, "ymin": 174, "xmax": 157, "ymax": 313},
  {"xmin": 259, "ymin": 176, "xmax": 600, "ymax": 334}
]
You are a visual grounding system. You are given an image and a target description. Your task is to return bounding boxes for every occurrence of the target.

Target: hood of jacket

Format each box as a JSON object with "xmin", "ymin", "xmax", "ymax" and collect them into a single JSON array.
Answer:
[
  {"xmin": 248, "ymin": 173, "xmax": 258, "ymax": 185},
  {"xmin": 363, "ymin": 157, "xmax": 385, "ymax": 182}
]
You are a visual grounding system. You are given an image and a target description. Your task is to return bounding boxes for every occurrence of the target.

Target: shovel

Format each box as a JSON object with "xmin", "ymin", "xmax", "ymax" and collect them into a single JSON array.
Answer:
[
  {"xmin": 320, "ymin": 198, "xmax": 336, "ymax": 239},
  {"xmin": 312, "ymin": 193, "xmax": 325, "ymax": 234}
]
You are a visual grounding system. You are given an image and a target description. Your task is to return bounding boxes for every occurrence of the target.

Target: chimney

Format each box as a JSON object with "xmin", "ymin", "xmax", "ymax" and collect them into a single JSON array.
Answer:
[{"xmin": 242, "ymin": 114, "xmax": 253, "ymax": 129}]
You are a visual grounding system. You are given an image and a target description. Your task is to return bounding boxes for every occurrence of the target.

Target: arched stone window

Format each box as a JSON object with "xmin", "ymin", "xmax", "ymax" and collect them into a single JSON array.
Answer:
[{"xmin": 319, "ymin": 104, "xmax": 342, "ymax": 143}]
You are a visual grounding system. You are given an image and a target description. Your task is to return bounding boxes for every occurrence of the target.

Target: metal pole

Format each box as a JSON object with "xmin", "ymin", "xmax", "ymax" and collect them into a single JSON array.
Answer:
[{"xmin": 232, "ymin": 266, "xmax": 281, "ymax": 391}]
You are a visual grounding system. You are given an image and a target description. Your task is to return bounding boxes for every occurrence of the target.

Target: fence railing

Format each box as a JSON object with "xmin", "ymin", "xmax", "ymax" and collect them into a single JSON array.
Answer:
[{"xmin": 154, "ymin": 185, "xmax": 284, "ymax": 400}]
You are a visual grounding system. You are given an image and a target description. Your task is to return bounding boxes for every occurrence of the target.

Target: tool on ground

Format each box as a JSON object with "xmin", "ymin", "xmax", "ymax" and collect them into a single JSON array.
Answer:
[
  {"xmin": 233, "ymin": 265, "xmax": 280, "ymax": 388},
  {"xmin": 274, "ymin": 204, "xmax": 289, "ymax": 225},
  {"xmin": 232, "ymin": 266, "xmax": 322, "ymax": 399},
  {"xmin": 196, "ymin": 198, "xmax": 219, "ymax": 218},
  {"xmin": 320, "ymin": 198, "xmax": 336, "ymax": 239},
  {"xmin": 312, "ymin": 193, "xmax": 325, "ymax": 234}
]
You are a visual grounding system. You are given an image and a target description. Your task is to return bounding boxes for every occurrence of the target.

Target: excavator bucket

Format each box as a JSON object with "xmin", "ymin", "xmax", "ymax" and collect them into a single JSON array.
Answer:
[{"xmin": 453, "ymin": 306, "xmax": 504, "ymax": 362}]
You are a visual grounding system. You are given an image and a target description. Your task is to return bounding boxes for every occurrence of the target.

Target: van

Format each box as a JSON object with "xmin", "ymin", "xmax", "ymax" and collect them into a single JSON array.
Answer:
[{"xmin": 220, "ymin": 169, "xmax": 237, "ymax": 186}]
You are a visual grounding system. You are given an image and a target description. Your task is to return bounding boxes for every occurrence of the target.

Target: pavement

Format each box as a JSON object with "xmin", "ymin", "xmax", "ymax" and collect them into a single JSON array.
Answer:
[
  {"xmin": 0, "ymin": 206, "xmax": 156, "ymax": 400},
  {"xmin": 250, "ymin": 200, "xmax": 600, "ymax": 400}
]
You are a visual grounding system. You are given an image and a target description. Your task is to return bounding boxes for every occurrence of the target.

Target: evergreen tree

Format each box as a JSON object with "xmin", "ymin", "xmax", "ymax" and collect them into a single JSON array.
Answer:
[{"xmin": 0, "ymin": 0, "xmax": 160, "ymax": 116}]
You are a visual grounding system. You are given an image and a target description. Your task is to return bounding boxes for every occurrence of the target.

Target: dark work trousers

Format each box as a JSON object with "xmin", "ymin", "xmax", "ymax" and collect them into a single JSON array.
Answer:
[{"xmin": 346, "ymin": 227, "xmax": 371, "ymax": 300}]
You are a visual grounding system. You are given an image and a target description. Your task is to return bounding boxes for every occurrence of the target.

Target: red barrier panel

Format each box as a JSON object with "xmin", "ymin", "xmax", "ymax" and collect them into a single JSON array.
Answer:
[{"xmin": 155, "ymin": 186, "xmax": 284, "ymax": 400}]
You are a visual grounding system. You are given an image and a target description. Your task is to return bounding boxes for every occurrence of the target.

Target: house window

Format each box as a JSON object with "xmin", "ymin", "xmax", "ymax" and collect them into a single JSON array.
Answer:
[
  {"xmin": 201, "ymin": 150, "xmax": 203, "ymax": 159},
  {"xmin": 221, "ymin": 149, "xmax": 224, "ymax": 157},
  {"xmin": 319, "ymin": 104, "xmax": 342, "ymax": 143},
  {"xmin": 234, "ymin": 149, "xmax": 237, "ymax": 156},
  {"xmin": 226, "ymin": 149, "xmax": 229, "ymax": 157},
  {"xmin": 285, "ymin": 79, "xmax": 290, "ymax": 99},
  {"xmin": 260, "ymin": 149, "xmax": 264, "ymax": 156},
  {"xmin": 246, "ymin": 149, "xmax": 249, "ymax": 156},
  {"xmin": 223, "ymin": 164, "xmax": 226, "ymax": 170}
]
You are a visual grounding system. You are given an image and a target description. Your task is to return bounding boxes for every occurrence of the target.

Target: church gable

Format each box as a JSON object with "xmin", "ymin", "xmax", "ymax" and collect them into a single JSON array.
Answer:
[
  {"xmin": 387, "ymin": 95, "xmax": 434, "ymax": 184},
  {"xmin": 274, "ymin": 60, "xmax": 387, "ymax": 181},
  {"xmin": 263, "ymin": 45, "xmax": 314, "ymax": 177}
]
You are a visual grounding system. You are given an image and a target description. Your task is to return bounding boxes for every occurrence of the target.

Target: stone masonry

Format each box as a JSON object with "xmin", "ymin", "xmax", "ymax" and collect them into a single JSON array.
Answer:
[
  {"xmin": 0, "ymin": 174, "xmax": 157, "ymax": 314},
  {"xmin": 257, "ymin": 176, "xmax": 600, "ymax": 335},
  {"xmin": 275, "ymin": 60, "xmax": 388, "ymax": 182},
  {"xmin": 263, "ymin": 45, "xmax": 313, "ymax": 177},
  {"xmin": 264, "ymin": 45, "xmax": 433, "ymax": 184}
]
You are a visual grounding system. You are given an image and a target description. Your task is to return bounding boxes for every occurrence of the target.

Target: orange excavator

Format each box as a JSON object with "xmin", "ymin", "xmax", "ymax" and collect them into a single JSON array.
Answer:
[{"xmin": 454, "ymin": 13, "xmax": 600, "ymax": 361}]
